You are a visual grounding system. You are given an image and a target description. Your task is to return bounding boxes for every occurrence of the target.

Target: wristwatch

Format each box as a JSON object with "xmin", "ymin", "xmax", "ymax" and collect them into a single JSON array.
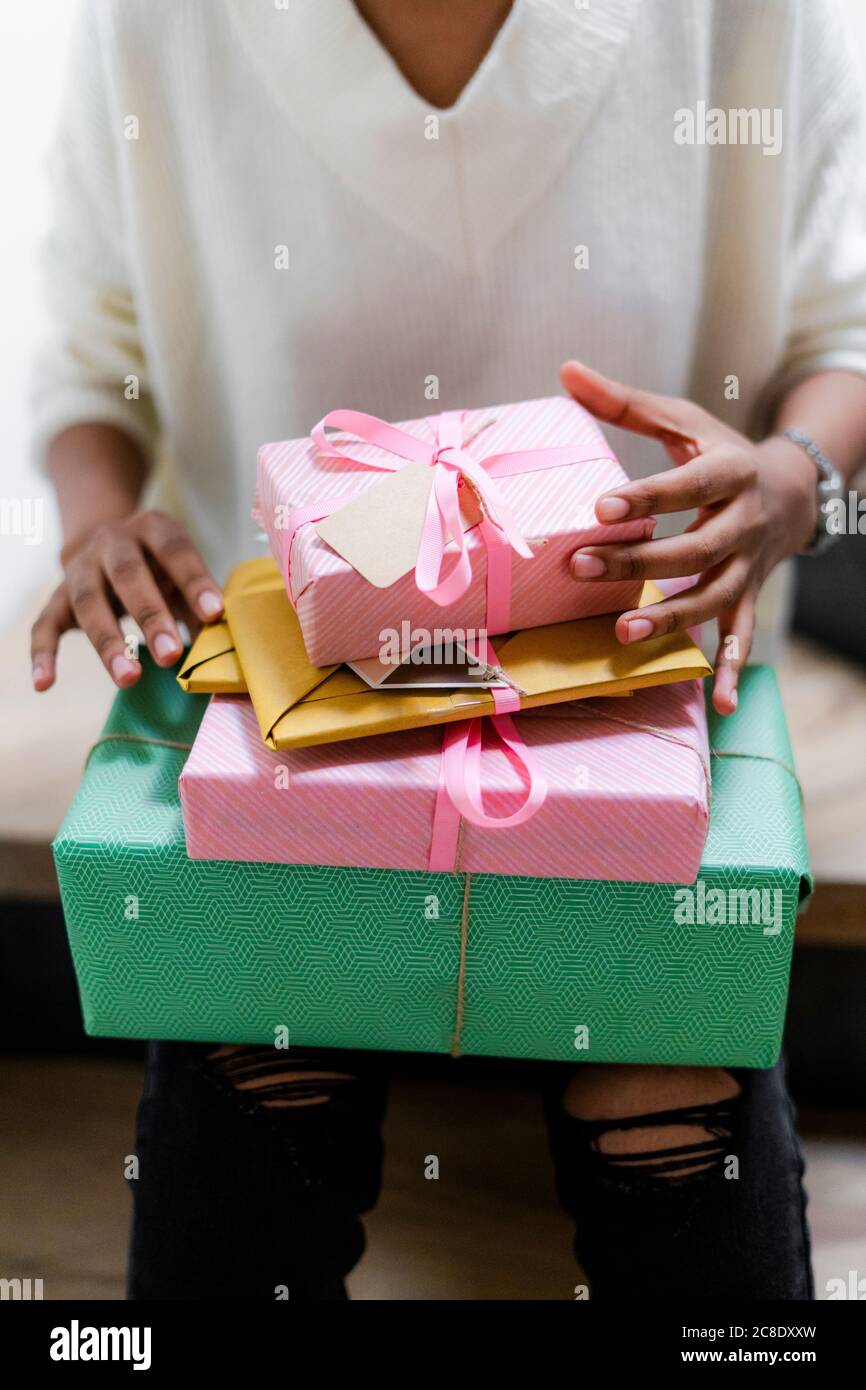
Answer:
[{"xmin": 778, "ymin": 428, "xmax": 846, "ymax": 555}]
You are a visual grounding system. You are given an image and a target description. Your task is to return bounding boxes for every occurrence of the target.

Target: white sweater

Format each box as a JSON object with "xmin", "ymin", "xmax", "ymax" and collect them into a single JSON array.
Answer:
[{"xmin": 32, "ymin": 0, "xmax": 866, "ymax": 578}]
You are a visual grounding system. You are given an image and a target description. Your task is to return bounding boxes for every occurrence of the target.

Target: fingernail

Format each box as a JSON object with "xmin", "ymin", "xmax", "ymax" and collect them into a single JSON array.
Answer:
[
  {"xmin": 597, "ymin": 496, "xmax": 631, "ymax": 522},
  {"xmin": 153, "ymin": 632, "xmax": 181, "ymax": 662},
  {"xmin": 111, "ymin": 654, "xmax": 140, "ymax": 683},
  {"xmin": 729, "ymin": 688, "xmax": 738, "ymax": 711},
  {"xmin": 625, "ymin": 617, "xmax": 655, "ymax": 643},
  {"xmin": 32, "ymin": 663, "xmax": 47, "ymax": 687},
  {"xmin": 571, "ymin": 552, "xmax": 606, "ymax": 578},
  {"xmin": 199, "ymin": 591, "xmax": 224, "ymax": 619}
]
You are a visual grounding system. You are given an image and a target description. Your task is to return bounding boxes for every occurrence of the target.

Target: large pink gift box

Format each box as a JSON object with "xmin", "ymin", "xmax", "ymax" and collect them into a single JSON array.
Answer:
[
  {"xmin": 254, "ymin": 396, "xmax": 653, "ymax": 666},
  {"xmin": 179, "ymin": 679, "xmax": 709, "ymax": 883}
]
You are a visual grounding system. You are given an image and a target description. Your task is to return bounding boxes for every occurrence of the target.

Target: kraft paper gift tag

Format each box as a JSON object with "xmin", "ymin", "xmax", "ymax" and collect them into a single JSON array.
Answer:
[{"xmin": 314, "ymin": 462, "xmax": 434, "ymax": 589}]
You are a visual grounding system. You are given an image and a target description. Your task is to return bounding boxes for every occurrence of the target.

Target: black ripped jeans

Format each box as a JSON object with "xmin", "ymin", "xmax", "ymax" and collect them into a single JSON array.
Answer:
[{"xmin": 127, "ymin": 1043, "xmax": 813, "ymax": 1301}]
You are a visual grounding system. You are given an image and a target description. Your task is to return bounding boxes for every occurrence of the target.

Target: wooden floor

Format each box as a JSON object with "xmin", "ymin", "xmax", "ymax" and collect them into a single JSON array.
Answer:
[{"xmin": 2, "ymin": 1055, "xmax": 864, "ymax": 1301}]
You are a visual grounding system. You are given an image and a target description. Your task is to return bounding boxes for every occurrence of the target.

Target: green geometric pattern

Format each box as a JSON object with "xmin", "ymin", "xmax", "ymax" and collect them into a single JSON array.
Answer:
[{"xmin": 53, "ymin": 662, "xmax": 811, "ymax": 1068}]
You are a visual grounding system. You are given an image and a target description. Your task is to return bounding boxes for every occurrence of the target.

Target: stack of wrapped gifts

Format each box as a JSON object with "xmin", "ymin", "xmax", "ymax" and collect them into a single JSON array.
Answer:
[{"xmin": 54, "ymin": 397, "xmax": 811, "ymax": 1066}]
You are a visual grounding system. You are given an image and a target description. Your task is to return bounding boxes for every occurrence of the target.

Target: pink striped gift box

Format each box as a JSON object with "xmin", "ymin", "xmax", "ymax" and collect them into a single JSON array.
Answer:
[
  {"xmin": 254, "ymin": 396, "xmax": 653, "ymax": 666},
  {"xmin": 179, "ymin": 678, "xmax": 710, "ymax": 883}
]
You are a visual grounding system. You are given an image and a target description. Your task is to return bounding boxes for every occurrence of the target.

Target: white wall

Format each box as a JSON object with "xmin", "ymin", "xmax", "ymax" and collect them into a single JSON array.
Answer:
[{"xmin": 2, "ymin": 0, "xmax": 866, "ymax": 628}]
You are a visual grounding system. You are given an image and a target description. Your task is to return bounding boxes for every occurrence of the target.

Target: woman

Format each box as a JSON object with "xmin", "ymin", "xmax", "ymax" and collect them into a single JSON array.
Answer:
[{"xmin": 32, "ymin": 0, "xmax": 866, "ymax": 1299}]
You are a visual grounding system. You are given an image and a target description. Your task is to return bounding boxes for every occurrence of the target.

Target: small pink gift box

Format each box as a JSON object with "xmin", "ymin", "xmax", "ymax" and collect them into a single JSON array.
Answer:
[
  {"xmin": 179, "ymin": 678, "xmax": 709, "ymax": 883},
  {"xmin": 254, "ymin": 396, "xmax": 653, "ymax": 666}
]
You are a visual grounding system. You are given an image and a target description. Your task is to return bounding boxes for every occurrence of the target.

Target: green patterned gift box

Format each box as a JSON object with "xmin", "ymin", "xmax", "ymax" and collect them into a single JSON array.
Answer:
[{"xmin": 53, "ymin": 661, "xmax": 811, "ymax": 1067}]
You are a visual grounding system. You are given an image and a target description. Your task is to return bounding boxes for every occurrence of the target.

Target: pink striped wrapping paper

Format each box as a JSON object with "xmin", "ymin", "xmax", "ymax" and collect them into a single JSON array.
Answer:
[
  {"xmin": 179, "ymin": 679, "xmax": 710, "ymax": 883},
  {"xmin": 254, "ymin": 396, "xmax": 654, "ymax": 666}
]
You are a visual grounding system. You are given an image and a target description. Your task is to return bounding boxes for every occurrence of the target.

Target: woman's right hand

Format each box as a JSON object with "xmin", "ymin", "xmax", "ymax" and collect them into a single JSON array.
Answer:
[{"xmin": 31, "ymin": 509, "xmax": 224, "ymax": 692}]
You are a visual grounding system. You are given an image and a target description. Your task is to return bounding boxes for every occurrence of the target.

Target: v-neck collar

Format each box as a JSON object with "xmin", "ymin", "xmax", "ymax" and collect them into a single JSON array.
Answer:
[{"xmin": 226, "ymin": 0, "xmax": 639, "ymax": 274}]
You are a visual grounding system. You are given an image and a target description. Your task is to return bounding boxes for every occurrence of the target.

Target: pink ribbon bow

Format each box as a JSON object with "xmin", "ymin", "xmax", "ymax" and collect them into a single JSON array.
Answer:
[
  {"xmin": 296, "ymin": 407, "xmax": 615, "ymax": 634},
  {"xmin": 428, "ymin": 638, "xmax": 549, "ymax": 871}
]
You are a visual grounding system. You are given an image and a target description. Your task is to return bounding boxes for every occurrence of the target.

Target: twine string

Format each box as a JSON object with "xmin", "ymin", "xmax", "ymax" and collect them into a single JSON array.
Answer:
[
  {"xmin": 710, "ymin": 747, "xmax": 802, "ymax": 802},
  {"xmin": 85, "ymin": 732, "xmax": 194, "ymax": 766},
  {"xmin": 565, "ymin": 699, "xmax": 714, "ymax": 803},
  {"xmin": 563, "ymin": 699, "xmax": 804, "ymax": 806},
  {"xmin": 450, "ymin": 873, "xmax": 472, "ymax": 1058}
]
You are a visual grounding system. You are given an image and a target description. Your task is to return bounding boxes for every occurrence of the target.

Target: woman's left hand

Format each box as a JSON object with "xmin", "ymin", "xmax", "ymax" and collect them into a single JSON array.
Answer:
[{"xmin": 561, "ymin": 359, "xmax": 819, "ymax": 716}]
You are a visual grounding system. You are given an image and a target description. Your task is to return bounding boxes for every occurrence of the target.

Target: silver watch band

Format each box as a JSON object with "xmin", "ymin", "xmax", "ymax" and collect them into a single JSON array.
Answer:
[
  {"xmin": 777, "ymin": 428, "xmax": 845, "ymax": 555},
  {"xmin": 780, "ymin": 428, "xmax": 835, "ymax": 484}
]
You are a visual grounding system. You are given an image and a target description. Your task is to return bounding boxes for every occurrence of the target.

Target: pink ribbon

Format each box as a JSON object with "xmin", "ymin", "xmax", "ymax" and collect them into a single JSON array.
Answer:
[
  {"xmin": 284, "ymin": 408, "xmax": 615, "ymax": 634},
  {"xmin": 427, "ymin": 638, "xmax": 549, "ymax": 871},
  {"xmin": 280, "ymin": 407, "xmax": 602, "ymax": 866}
]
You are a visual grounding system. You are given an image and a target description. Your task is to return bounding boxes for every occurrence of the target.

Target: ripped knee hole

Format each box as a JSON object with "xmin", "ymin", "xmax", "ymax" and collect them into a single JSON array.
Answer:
[
  {"xmin": 561, "ymin": 1065, "xmax": 742, "ymax": 1182},
  {"xmin": 204, "ymin": 1044, "xmax": 358, "ymax": 1109}
]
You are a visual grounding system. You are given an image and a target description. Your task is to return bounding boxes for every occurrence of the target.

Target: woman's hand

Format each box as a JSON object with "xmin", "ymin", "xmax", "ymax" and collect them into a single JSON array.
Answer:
[
  {"xmin": 31, "ymin": 510, "xmax": 223, "ymax": 691},
  {"xmin": 561, "ymin": 360, "xmax": 818, "ymax": 716}
]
